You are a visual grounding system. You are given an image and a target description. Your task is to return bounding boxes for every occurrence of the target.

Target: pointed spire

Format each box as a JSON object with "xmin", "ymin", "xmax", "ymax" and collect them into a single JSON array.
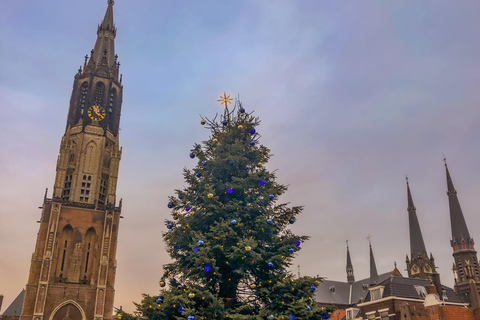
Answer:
[
  {"xmin": 368, "ymin": 236, "xmax": 379, "ymax": 284},
  {"xmin": 91, "ymin": 0, "xmax": 117, "ymax": 74},
  {"xmin": 444, "ymin": 159, "xmax": 472, "ymax": 246},
  {"xmin": 406, "ymin": 177, "xmax": 427, "ymax": 257},
  {"xmin": 346, "ymin": 240, "xmax": 355, "ymax": 284}
]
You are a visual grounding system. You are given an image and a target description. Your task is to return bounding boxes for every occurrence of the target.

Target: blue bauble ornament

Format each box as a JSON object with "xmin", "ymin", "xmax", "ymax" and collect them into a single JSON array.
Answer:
[
  {"xmin": 268, "ymin": 193, "xmax": 275, "ymax": 200},
  {"xmin": 188, "ymin": 315, "xmax": 195, "ymax": 320},
  {"xmin": 310, "ymin": 285, "xmax": 317, "ymax": 292},
  {"xmin": 231, "ymin": 219, "xmax": 237, "ymax": 225},
  {"xmin": 185, "ymin": 205, "xmax": 191, "ymax": 212},
  {"xmin": 229, "ymin": 160, "xmax": 235, "ymax": 165},
  {"xmin": 190, "ymin": 152, "xmax": 195, "ymax": 159},
  {"xmin": 290, "ymin": 315, "xmax": 296, "ymax": 320},
  {"xmin": 259, "ymin": 179, "xmax": 266, "ymax": 186},
  {"xmin": 167, "ymin": 202, "xmax": 174, "ymax": 208},
  {"xmin": 178, "ymin": 194, "xmax": 183, "ymax": 200},
  {"xmin": 201, "ymin": 160, "xmax": 207, "ymax": 166},
  {"xmin": 240, "ymin": 107, "xmax": 245, "ymax": 113},
  {"xmin": 195, "ymin": 172, "xmax": 201, "ymax": 178},
  {"xmin": 167, "ymin": 222, "xmax": 173, "ymax": 229},
  {"xmin": 250, "ymin": 128, "xmax": 256, "ymax": 135},
  {"xmin": 288, "ymin": 248, "xmax": 294, "ymax": 253},
  {"xmin": 266, "ymin": 218, "xmax": 273, "ymax": 225},
  {"xmin": 250, "ymin": 140, "xmax": 256, "ymax": 146},
  {"xmin": 174, "ymin": 245, "xmax": 179, "ymax": 250},
  {"xmin": 156, "ymin": 297, "xmax": 163, "ymax": 304},
  {"xmin": 322, "ymin": 314, "xmax": 330, "ymax": 319},
  {"xmin": 307, "ymin": 305, "xmax": 312, "ymax": 311},
  {"xmin": 227, "ymin": 187, "xmax": 234, "ymax": 194},
  {"xmin": 295, "ymin": 240, "xmax": 301, "ymax": 247},
  {"xmin": 222, "ymin": 120, "xmax": 228, "ymax": 126},
  {"xmin": 197, "ymin": 240, "xmax": 204, "ymax": 246},
  {"xmin": 289, "ymin": 218, "xmax": 295, "ymax": 224},
  {"xmin": 267, "ymin": 261, "xmax": 274, "ymax": 267},
  {"xmin": 193, "ymin": 246, "xmax": 198, "ymax": 253},
  {"xmin": 178, "ymin": 306, "xmax": 185, "ymax": 314},
  {"xmin": 204, "ymin": 264, "xmax": 211, "ymax": 272}
]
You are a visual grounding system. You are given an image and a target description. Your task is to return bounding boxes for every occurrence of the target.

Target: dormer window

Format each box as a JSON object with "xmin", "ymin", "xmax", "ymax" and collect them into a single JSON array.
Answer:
[
  {"xmin": 369, "ymin": 286, "xmax": 384, "ymax": 301},
  {"xmin": 346, "ymin": 308, "xmax": 359, "ymax": 320},
  {"xmin": 414, "ymin": 285, "xmax": 427, "ymax": 299},
  {"xmin": 329, "ymin": 286, "xmax": 335, "ymax": 293}
]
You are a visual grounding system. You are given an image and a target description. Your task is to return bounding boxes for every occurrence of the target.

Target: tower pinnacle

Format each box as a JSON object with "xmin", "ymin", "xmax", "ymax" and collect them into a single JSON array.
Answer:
[
  {"xmin": 406, "ymin": 177, "xmax": 427, "ymax": 257},
  {"xmin": 368, "ymin": 236, "xmax": 378, "ymax": 284},
  {"xmin": 346, "ymin": 240, "xmax": 355, "ymax": 284},
  {"xmin": 444, "ymin": 160, "xmax": 472, "ymax": 246}
]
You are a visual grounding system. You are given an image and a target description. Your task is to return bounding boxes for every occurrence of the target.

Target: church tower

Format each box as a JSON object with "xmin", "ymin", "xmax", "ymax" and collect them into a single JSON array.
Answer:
[
  {"xmin": 21, "ymin": 1, "xmax": 124, "ymax": 319},
  {"xmin": 445, "ymin": 161, "xmax": 480, "ymax": 307},
  {"xmin": 404, "ymin": 178, "xmax": 436, "ymax": 280}
]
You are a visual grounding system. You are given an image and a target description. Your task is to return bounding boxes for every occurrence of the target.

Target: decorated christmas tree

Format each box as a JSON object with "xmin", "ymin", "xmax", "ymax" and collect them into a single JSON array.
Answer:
[{"xmin": 129, "ymin": 95, "xmax": 328, "ymax": 320}]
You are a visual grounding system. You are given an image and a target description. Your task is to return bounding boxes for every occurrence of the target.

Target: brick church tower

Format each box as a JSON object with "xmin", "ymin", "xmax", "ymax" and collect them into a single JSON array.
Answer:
[
  {"xmin": 445, "ymin": 161, "xmax": 480, "ymax": 307},
  {"xmin": 20, "ymin": 1, "xmax": 124, "ymax": 319}
]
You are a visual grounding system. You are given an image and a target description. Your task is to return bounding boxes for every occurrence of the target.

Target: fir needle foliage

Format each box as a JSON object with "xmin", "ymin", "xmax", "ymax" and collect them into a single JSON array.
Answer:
[{"xmin": 129, "ymin": 100, "xmax": 327, "ymax": 320}]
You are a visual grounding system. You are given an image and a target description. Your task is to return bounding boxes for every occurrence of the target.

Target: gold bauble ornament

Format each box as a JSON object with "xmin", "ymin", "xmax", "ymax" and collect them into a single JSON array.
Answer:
[
  {"xmin": 250, "ymin": 284, "xmax": 256, "ymax": 288},
  {"xmin": 188, "ymin": 292, "xmax": 195, "ymax": 298},
  {"xmin": 159, "ymin": 280, "xmax": 166, "ymax": 287},
  {"xmin": 314, "ymin": 280, "xmax": 321, "ymax": 286},
  {"xmin": 201, "ymin": 120, "xmax": 206, "ymax": 125},
  {"xmin": 245, "ymin": 246, "xmax": 252, "ymax": 251},
  {"xmin": 238, "ymin": 125, "xmax": 243, "ymax": 129},
  {"xmin": 257, "ymin": 162, "xmax": 263, "ymax": 167},
  {"xmin": 208, "ymin": 193, "xmax": 214, "ymax": 198},
  {"xmin": 213, "ymin": 138, "xmax": 218, "ymax": 143}
]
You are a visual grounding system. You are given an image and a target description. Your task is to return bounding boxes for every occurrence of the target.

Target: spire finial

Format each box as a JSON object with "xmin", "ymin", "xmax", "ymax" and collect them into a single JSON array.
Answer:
[
  {"xmin": 108, "ymin": 0, "xmax": 115, "ymax": 5},
  {"xmin": 346, "ymin": 239, "xmax": 349, "ymax": 249},
  {"xmin": 444, "ymin": 156, "xmax": 448, "ymax": 167},
  {"xmin": 367, "ymin": 234, "xmax": 372, "ymax": 246}
]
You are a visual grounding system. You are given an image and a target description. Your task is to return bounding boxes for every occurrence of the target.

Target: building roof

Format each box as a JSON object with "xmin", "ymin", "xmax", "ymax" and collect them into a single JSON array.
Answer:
[
  {"xmin": 363, "ymin": 277, "xmax": 464, "ymax": 304},
  {"xmin": 316, "ymin": 271, "xmax": 393, "ymax": 306},
  {"xmin": 2, "ymin": 289, "xmax": 24, "ymax": 317}
]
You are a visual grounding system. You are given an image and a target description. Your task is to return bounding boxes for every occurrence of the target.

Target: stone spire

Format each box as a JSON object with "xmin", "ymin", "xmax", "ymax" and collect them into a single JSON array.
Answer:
[
  {"xmin": 86, "ymin": 0, "xmax": 119, "ymax": 78},
  {"xmin": 406, "ymin": 177, "xmax": 427, "ymax": 257},
  {"xmin": 369, "ymin": 238, "xmax": 379, "ymax": 284},
  {"xmin": 346, "ymin": 241, "xmax": 355, "ymax": 285},
  {"xmin": 444, "ymin": 160, "xmax": 472, "ymax": 247}
]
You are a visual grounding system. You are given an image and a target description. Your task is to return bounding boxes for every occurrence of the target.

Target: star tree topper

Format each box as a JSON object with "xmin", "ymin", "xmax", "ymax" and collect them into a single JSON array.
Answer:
[{"xmin": 217, "ymin": 92, "xmax": 233, "ymax": 108}]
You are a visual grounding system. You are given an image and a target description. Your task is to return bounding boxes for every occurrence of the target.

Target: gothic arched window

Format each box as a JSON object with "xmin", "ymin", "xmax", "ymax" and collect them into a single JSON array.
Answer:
[
  {"xmin": 93, "ymin": 82, "xmax": 105, "ymax": 106},
  {"xmin": 108, "ymin": 89, "xmax": 116, "ymax": 114},
  {"xmin": 80, "ymin": 175, "xmax": 91, "ymax": 202},
  {"xmin": 56, "ymin": 224, "xmax": 74, "ymax": 282},
  {"xmin": 79, "ymin": 82, "xmax": 88, "ymax": 115},
  {"xmin": 62, "ymin": 175, "xmax": 73, "ymax": 202},
  {"xmin": 82, "ymin": 227, "xmax": 96, "ymax": 284}
]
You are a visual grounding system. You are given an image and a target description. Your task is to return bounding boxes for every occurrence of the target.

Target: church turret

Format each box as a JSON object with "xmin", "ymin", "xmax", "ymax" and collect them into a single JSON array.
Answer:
[
  {"xmin": 21, "ymin": 2, "xmax": 125, "ymax": 319},
  {"xmin": 405, "ymin": 177, "xmax": 435, "ymax": 279},
  {"xmin": 369, "ymin": 238, "xmax": 379, "ymax": 285},
  {"xmin": 346, "ymin": 241, "xmax": 355, "ymax": 285},
  {"xmin": 444, "ymin": 159, "xmax": 480, "ymax": 306}
]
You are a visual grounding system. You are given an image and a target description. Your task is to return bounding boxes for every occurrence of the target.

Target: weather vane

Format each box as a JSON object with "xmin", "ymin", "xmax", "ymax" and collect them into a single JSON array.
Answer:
[{"xmin": 217, "ymin": 92, "xmax": 232, "ymax": 108}]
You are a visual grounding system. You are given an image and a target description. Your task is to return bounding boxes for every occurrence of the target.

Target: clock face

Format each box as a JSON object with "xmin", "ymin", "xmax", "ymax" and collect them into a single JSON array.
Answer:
[{"xmin": 87, "ymin": 105, "xmax": 106, "ymax": 121}]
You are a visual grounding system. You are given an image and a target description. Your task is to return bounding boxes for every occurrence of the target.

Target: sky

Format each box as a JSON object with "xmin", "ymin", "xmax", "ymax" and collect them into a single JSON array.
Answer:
[{"xmin": 1, "ymin": 0, "xmax": 480, "ymax": 314}]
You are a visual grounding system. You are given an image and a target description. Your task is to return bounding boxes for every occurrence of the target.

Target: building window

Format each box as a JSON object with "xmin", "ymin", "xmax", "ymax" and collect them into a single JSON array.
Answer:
[
  {"xmin": 442, "ymin": 290, "xmax": 448, "ymax": 300},
  {"xmin": 108, "ymin": 89, "xmax": 116, "ymax": 114},
  {"xmin": 79, "ymin": 82, "xmax": 88, "ymax": 116},
  {"xmin": 98, "ymin": 179, "xmax": 108, "ymax": 206},
  {"xmin": 329, "ymin": 286, "xmax": 335, "ymax": 293},
  {"xmin": 346, "ymin": 308, "xmax": 359, "ymax": 320},
  {"xmin": 80, "ymin": 175, "xmax": 91, "ymax": 202},
  {"xmin": 366, "ymin": 312, "xmax": 375, "ymax": 320},
  {"xmin": 369, "ymin": 287, "xmax": 384, "ymax": 301},
  {"xmin": 414, "ymin": 285, "xmax": 427, "ymax": 299},
  {"xmin": 380, "ymin": 311, "xmax": 389, "ymax": 320},
  {"xmin": 93, "ymin": 82, "xmax": 105, "ymax": 106},
  {"xmin": 62, "ymin": 175, "xmax": 73, "ymax": 201}
]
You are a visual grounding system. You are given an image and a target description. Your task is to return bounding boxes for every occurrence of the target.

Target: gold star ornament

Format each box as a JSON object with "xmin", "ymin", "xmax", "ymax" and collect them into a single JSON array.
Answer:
[{"xmin": 217, "ymin": 92, "xmax": 232, "ymax": 108}]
